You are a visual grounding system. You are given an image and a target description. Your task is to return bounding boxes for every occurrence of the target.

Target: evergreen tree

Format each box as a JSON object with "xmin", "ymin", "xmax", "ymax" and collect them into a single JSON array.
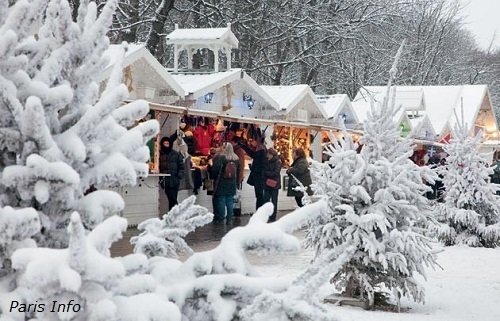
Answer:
[
  {"xmin": 4, "ymin": 202, "xmax": 325, "ymax": 320},
  {"xmin": 305, "ymin": 44, "xmax": 438, "ymax": 306},
  {"xmin": 434, "ymin": 117, "xmax": 500, "ymax": 247},
  {"xmin": 131, "ymin": 195, "xmax": 214, "ymax": 258},
  {"xmin": 0, "ymin": 0, "xmax": 158, "ymax": 278}
]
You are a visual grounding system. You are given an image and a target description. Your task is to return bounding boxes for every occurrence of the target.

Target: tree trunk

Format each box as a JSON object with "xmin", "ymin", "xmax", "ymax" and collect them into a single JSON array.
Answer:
[
  {"xmin": 146, "ymin": 0, "xmax": 175, "ymax": 56},
  {"xmin": 122, "ymin": 0, "xmax": 139, "ymax": 43},
  {"xmin": 70, "ymin": 0, "xmax": 80, "ymax": 22}
]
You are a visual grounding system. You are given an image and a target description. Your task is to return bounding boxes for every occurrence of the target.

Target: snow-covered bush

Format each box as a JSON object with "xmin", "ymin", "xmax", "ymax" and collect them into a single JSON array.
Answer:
[
  {"xmin": 163, "ymin": 202, "xmax": 327, "ymax": 321},
  {"xmin": 1, "ymin": 201, "xmax": 328, "ymax": 321},
  {"xmin": 0, "ymin": 207, "xmax": 40, "ymax": 278},
  {"xmin": 433, "ymin": 119, "xmax": 500, "ymax": 247},
  {"xmin": 131, "ymin": 195, "xmax": 214, "ymax": 258},
  {"xmin": 0, "ymin": 0, "xmax": 158, "ymax": 277},
  {"xmin": 241, "ymin": 242, "xmax": 353, "ymax": 321},
  {"xmin": 304, "ymin": 45, "xmax": 438, "ymax": 307},
  {"xmin": 3, "ymin": 212, "xmax": 180, "ymax": 321}
]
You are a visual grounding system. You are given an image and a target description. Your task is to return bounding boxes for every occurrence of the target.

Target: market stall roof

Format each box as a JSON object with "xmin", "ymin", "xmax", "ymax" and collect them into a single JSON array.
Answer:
[
  {"xmin": 353, "ymin": 85, "xmax": 497, "ymax": 137},
  {"xmin": 166, "ymin": 23, "xmax": 239, "ymax": 48},
  {"xmin": 99, "ymin": 44, "xmax": 185, "ymax": 96},
  {"xmin": 316, "ymin": 94, "xmax": 359, "ymax": 123},
  {"xmin": 409, "ymin": 114, "xmax": 437, "ymax": 140},
  {"xmin": 260, "ymin": 85, "xmax": 328, "ymax": 119},
  {"xmin": 171, "ymin": 69, "xmax": 280, "ymax": 110}
]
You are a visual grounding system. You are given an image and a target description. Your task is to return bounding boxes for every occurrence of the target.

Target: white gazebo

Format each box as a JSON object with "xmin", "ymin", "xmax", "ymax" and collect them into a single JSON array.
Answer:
[{"xmin": 166, "ymin": 23, "xmax": 239, "ymax": 72}]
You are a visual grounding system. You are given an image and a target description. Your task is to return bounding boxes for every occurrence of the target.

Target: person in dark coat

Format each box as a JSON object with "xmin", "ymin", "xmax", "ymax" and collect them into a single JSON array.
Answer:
[
  {"xmin": 287, "ymin": 147, "xmax": 312, "ymax": 207},
  {"xmin": 159, "ymin": 137, "xmax": 185, "ymax": 210},
  {"xmin": 263, "ymin": 148, "xmax": 281, "ymax": 222},
  {"xmin": 211, "ymin": 143, "xmax": 240, "ymax": 225},
  {"xmin": 239, "ymin": 137, "xmax": 267, "ymax": 210}
]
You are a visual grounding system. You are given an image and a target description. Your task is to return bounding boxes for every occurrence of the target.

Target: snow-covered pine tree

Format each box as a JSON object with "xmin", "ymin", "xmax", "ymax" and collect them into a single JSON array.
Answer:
[
  {"xmin": 304, "ymin": 43, "xmax": 438, "ymax": 306},
  {"xmin": 131, "ymin": 195, "xmax": 214, "ymax": 258},
  {"xmin": 3, "ymin": 200, "xmax": 328, "ymax": 321},
  {"xmin": 8, "ymin": 212, "xmax": 181, "ymax": 321},
  {"xmin": 434, "ymin": 115, "xmax": 500, "ymax": 247},
  {"xmin": 0, "ymin": 0, "xmax": 158, "ymax": 278}
]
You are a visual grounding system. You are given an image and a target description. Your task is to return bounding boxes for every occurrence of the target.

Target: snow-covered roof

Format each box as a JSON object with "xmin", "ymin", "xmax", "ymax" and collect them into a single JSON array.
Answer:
[
  {"xmin": 351, "ymin": 89, "xmax": 412, "ymax": 131},
  {"xmin": 316, "ymin": 94, "xmax": 358, "ymax": 122},
  {"xmin": 409, "ymin": 114, "xmax": 437, "ymax": 140},
  {"xmin": 260, "ymin": 85, "xmax": 328, "ymax": 119},
  {"xmin": 171, "ymin": 69, "xmax": 280, "ymax": 110},
  {"xmin": 353, "ymin": 85, "xmax": 495, "ymax": 137},
  {"xmin": 448, "ymin": 85, "xmax": 491, "ymax": 132},
  {"xmin": 99, "ymin": 44, "xmax": 185, "ymax": 96},
  {"xmin": 166, "ymin": 24, "xmax": 238, "ymax": 48}
]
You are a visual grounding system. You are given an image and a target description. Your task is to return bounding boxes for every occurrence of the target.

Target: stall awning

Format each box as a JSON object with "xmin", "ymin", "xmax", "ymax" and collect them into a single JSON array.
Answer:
[{"xmin": 145, "ymin": 101, "xmax": 444, "ymax": 147}]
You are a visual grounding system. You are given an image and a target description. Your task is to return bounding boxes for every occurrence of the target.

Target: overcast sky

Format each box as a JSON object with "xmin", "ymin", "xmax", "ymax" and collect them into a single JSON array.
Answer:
[{"xmin": 459, "ymin": 0, "xmax": 500, "ymax": 50}]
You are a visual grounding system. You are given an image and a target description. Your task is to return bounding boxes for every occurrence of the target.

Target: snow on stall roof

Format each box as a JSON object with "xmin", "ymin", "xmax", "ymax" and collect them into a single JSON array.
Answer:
[
  {"xmin": 103, "ymin": 44, "xmax": 144, "ymax": 70},
  {"xmin": 260, "ymin": 85, "xmax": 310, "ymax": 111},
  {"xmin": 316, "ymin": 94, "xmax": 350, "ymax": 119},
  {"xmin": 171, "ymin": 69, "xmax": 281, "ymax": 110},
  {"xmin": 409, "ymin": 116, "xmax": 425, "ymax": 130},
  {"xmin": 416, "ymin": 86, "xmax": 462, "ymax": 135},
  {"xmin": 100, "ymin": 44, "xmax": 185, "ymax": 96},
  {"xmin": 449, "ymin": 85, "xmax": 488, "ymax": 131},
  {"xmin": 171, "ymin": 69, "xmax": 242, "ymax": 98},
  {"xmin": 353, "ymin": 85, "xmax": 490, "ymax": 135}
]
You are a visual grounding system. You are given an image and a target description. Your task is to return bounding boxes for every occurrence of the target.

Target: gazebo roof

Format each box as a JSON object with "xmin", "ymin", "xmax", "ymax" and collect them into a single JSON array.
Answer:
[{"xmin": 166, "ymin": 23, "xmax": 239, "ymax": 48}]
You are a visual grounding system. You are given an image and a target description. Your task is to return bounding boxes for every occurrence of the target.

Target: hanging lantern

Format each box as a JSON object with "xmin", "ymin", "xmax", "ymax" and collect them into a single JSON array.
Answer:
[
  {"xmin": 204, "ymin": 92, "xmax": 214, "ymax": 103},
  {"xmin": 247, "ymin": 98, "xmax": 255, "ymax": 109}
]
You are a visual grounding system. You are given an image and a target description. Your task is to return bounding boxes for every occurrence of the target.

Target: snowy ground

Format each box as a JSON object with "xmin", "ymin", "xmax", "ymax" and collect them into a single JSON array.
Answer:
[{"xmin": 237, "ymin": 240, "xmax": 500, "ymax": 321}]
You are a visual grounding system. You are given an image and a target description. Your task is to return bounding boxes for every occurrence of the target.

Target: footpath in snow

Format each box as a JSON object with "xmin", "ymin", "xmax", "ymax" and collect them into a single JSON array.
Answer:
[{"xmin": 248, "ymin": 244, "xmax": 500, "ymax": 321}]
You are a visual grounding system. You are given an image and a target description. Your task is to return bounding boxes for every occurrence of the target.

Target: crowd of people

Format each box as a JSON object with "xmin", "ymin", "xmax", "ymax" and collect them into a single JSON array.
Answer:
[
  {"xmin": 158, "ymin": 129, "xmax": 313, "ymax": 224},
  {"xmin": 159, "ymin": 126, "xmax": 500, "ymax": 224}
]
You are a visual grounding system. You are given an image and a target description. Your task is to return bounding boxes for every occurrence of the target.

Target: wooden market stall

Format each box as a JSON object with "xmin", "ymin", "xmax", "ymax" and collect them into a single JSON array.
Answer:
[
  {"xmin": 260, "ymin": 85, "xmax": 329, "ymax": 165},
  {"xmin": 147, "ymin": 102, "xmax": 332, "ymax": 217},
  {"xmin": 99, "ymin": 44, "xmax": 187, "ymax": 225}
]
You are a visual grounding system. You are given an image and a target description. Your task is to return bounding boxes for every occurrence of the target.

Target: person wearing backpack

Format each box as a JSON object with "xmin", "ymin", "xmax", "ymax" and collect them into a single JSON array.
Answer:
[{"xmin": 212, "ymin": 143, "xmax": 241, "ymax": 225}]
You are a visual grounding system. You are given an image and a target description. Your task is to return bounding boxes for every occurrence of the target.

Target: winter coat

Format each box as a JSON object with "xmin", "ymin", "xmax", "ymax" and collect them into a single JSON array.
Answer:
[
  {"xmin": 179, "ymin": 156, "xmax": 194, "ymax": 190},
  {"xmin": 212, "ymin": 155, "xmax": 240, "ymax": 196},
  {"xmin": 183, "ymin": 133, "xmax": 197, "ymax": 156},
  {"xmin": 194, "ymin": 125, "xmax": 215, "ymax": 156},
  {"xmin": 264, "ymin": 155, "xmax": 282, "ymax": 190},
  {"xmin": 233, "ymin": 143, "xmax": 246, "ymax": 185},
  {"xmin": 287, "ymin": 156, "xmax": 312, "ymax": 197},
  {"xmin": 240, "ymin": 143, "xmax": 266, "ymax": 186},
  {"xmin": 491, "ymin": 161, "xmax": 500, "ymax": 184},
  {"xmin": 159, "ymin": 149, "xmax": 185, "ymax": 188}
]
